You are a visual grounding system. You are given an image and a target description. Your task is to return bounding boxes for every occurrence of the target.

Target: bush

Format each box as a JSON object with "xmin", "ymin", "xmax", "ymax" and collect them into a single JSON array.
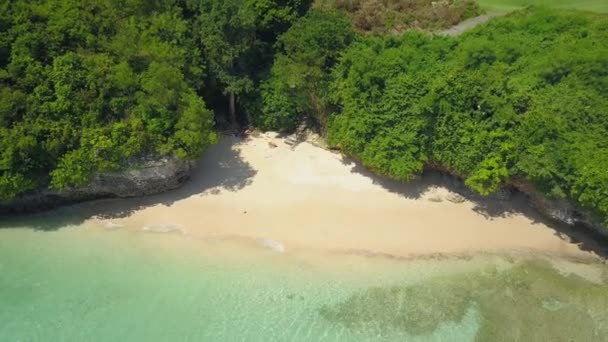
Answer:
[
  {"xmin": 258, "ymin": 10, "xmax": 355, "ymax": 131},
  {"xmin": 324, "ymin": 8, "xmax": 608, "ymax": 226}
]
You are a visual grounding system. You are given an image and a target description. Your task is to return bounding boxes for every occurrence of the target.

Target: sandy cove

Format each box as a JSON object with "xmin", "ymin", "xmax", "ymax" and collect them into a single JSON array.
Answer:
[{"xmin": 89, "ymin": 132, "xmax": 599, "ymax": 260}]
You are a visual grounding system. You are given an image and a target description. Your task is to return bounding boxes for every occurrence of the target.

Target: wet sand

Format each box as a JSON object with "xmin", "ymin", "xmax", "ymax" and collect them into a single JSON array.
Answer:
[{"xmin": 89, "ymin": 133, "xmax": 597, "ymax": 260}]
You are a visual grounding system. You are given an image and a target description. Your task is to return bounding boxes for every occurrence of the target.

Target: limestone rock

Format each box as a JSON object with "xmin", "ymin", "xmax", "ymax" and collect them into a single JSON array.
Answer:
[{"xmin": 0, "ymin": 157, "xmax": 194, "ymax": 214}]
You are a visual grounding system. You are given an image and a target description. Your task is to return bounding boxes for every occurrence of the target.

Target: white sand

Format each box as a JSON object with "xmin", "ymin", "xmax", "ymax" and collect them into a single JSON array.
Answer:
[{"xmin": 89, "ymin": 133, "xmax": 595, "ymax": 260}]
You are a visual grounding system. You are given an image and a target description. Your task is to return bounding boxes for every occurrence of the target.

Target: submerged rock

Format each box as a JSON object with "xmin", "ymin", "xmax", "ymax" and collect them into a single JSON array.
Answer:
[{"xmin": 319, "ymin": 259, "xmax": 608, "ymax": 340}]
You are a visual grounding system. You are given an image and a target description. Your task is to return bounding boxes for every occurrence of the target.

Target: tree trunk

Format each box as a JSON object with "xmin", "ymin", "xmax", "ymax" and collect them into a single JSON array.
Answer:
[{"xmin": 229, "ymin": 92, "xmax": 237, "ymax": 132}]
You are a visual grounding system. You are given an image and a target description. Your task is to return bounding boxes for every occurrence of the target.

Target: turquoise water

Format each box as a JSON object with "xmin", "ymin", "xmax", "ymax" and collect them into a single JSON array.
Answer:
[{"xmin": 1, "ymin": 219, "xmax": 607, "ymax": 341}]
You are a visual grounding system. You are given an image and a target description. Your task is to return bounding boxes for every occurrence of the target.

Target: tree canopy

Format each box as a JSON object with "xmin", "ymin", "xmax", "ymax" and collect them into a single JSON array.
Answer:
[
  {"xmin": 324, "ymin": 8, "xmax": 608, "ymax": 225},
  {"xmin": 259, "ymin": 7, "xmax": 608, "ymax": 226},
  {"xmin": 0, "ymin": 0, "xmax": 217, "ymax": 198},
  {"xmin": 0, "ymin": 0, "xmax": 311, "ymax": 199}
]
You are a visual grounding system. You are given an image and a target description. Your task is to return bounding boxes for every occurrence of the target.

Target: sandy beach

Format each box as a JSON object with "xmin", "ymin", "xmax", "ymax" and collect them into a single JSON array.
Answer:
[{"xmin": 87, "ymin": 133, "xmax": 598, "ymax": 260}]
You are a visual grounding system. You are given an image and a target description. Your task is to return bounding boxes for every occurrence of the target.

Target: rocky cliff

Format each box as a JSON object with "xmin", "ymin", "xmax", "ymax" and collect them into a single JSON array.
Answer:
[
  {"xmin": 434, "ymin": 166, "xmax": 607, "ymax": 239},
  {"xmin": 0, "ymin": 157, "xmax": 194, "ymax": 215},
  {"xmin": 511, "ymin": 180, "xmax": 608, "ymax": 239}
]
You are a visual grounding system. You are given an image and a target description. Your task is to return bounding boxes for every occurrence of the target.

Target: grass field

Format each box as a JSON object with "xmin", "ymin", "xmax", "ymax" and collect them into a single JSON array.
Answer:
[{"xmin": 477, "ymin": 0, "xmax": 608, "ymax": 13}]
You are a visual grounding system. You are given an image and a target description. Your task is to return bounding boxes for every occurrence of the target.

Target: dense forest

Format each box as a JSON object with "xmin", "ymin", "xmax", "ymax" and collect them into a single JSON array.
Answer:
[
  {"xmin": 260, "ymin": 7, "xmax": 608, "ymax": 227},
  {"xmin": 0, "ymin": 0, "xmax": 310, "ymax": 198},
  {"xmin": 1, "ymin": 1, "xmax": 607, "ymax": 228}
]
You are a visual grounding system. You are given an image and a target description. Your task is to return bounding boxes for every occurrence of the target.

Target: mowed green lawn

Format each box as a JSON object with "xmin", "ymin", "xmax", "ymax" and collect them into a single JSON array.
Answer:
[{"xmin": 477, "ymin": 0, "xmax": 608, "ymax": 13}]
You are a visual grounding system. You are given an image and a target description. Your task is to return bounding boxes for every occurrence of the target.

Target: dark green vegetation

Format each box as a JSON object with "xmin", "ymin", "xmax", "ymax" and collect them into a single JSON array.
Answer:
[
  {"xmin": 320, "ymin": 259, "xmax": 608, "ymax": 340},
  {"xmin": 258, "ymin": 10, "xmax": 356, "ymax": 131},
  {"xmin": 0, "ymin": 0, "xmax": 213, "ymax": 197},
  {"xmin": 0, "ymin": 0, "xmax": 310, "ymax": 199},
  {"xmin": 315, "ymin": 0, "xmax": 482, "ymax": 34},
  {"xmin": 263, "ymin": 7, "xmax": 608, "ymax": 227}
]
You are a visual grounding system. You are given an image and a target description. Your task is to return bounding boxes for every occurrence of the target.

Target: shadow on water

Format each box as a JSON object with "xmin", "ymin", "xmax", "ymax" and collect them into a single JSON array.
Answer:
[
  {"xmin": 341, "ymin": 158, "xmax": 608, "ymax": 259},
  {"xmin": 0, "ymin": 137, "xmax": 257, "ymax": 231}
]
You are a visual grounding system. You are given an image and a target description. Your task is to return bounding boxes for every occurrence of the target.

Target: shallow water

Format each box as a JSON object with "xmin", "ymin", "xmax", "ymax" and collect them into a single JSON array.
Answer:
[{"xmin": 0, "ymin": 217, "xmax": 607, "ymax": 341}]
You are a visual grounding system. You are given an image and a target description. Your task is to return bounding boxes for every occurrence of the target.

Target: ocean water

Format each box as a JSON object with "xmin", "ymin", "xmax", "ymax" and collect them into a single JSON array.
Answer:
[{"xmin": 1, "ymin": 216, "xmax": 607, "ymax": 341}]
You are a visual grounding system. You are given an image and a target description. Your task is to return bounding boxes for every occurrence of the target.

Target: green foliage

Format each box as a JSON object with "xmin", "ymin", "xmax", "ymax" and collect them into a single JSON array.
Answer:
[
  {"xmin": 186, "ymin": 0, "xmax": 312, "ymax": 124},
  {"xmin": 190, "ymin": 0, "xmax": 258, "ymax": 98},
  {"xmin": 1, "ymin": 0, "xmax": 217, "ymax": 196},
  {"xmin": 328, "ymin": 33, "xmax": 453, "ymax": 180},
  {"xmin": 3, "ymin": 0, "xmax": 607, "ymax": 232},
  {"xmin": 0, "ymin": 173, "xmax": 35, "ymax": 201},
  {"xmin": 169, "ymin": 94, "xmax": 218, "ymax": 160},
  {"xmin": 259, "ymin": 10, "xmax": 355, "ymax": 131},
  {"xmin": 1, "ymin": 0, "xmax": 314, "ymax": 197},
  {"xmin": 465, "ymin": 154, "xmax": 509, "ymax": 195},
  {"xmin": 323, "ymin": 8, "xmax": 608, "ymax": 226}
]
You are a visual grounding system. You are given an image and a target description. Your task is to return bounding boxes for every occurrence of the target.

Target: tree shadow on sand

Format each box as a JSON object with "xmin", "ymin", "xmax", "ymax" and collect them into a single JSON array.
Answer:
[
  {"xmin": 0, "ymin": 137, "xmax": 257, "ymax": 231},
  {"xmin": 2, "ymin": 138, "xmax": 607, "ymax": 259},
  {"xmin": 341, "ymin": 158, "xmax": 608, "ymax": 258},
  {"xmin": 341, "ymin": 157, "xmax": 522, "ymax": 216}
]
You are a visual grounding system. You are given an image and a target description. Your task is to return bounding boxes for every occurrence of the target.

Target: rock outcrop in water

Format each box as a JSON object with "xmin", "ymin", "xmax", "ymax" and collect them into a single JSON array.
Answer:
[{"xmin": 0, "ymin": 157, "xmax": 194, "ymax": 215}]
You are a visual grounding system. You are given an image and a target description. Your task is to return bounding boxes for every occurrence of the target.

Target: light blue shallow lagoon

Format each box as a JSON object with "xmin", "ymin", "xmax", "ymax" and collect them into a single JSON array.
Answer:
[{"xmin": 1, "ymin": 211, "xmax": 607, "ymax": 341}]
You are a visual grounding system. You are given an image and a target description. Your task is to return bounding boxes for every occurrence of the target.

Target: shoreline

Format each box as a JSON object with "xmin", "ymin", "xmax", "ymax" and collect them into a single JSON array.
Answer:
[
  {"xmin": 80, "ymin": 133, "xmax": 605, "ymax": 261},
  {"xmin": 3, "ymin": 129, "xmax": 605, "ymax": 249},
  {"xmin": 2, "ymin": 132, "xmax": 606, "ymax": 261}
]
